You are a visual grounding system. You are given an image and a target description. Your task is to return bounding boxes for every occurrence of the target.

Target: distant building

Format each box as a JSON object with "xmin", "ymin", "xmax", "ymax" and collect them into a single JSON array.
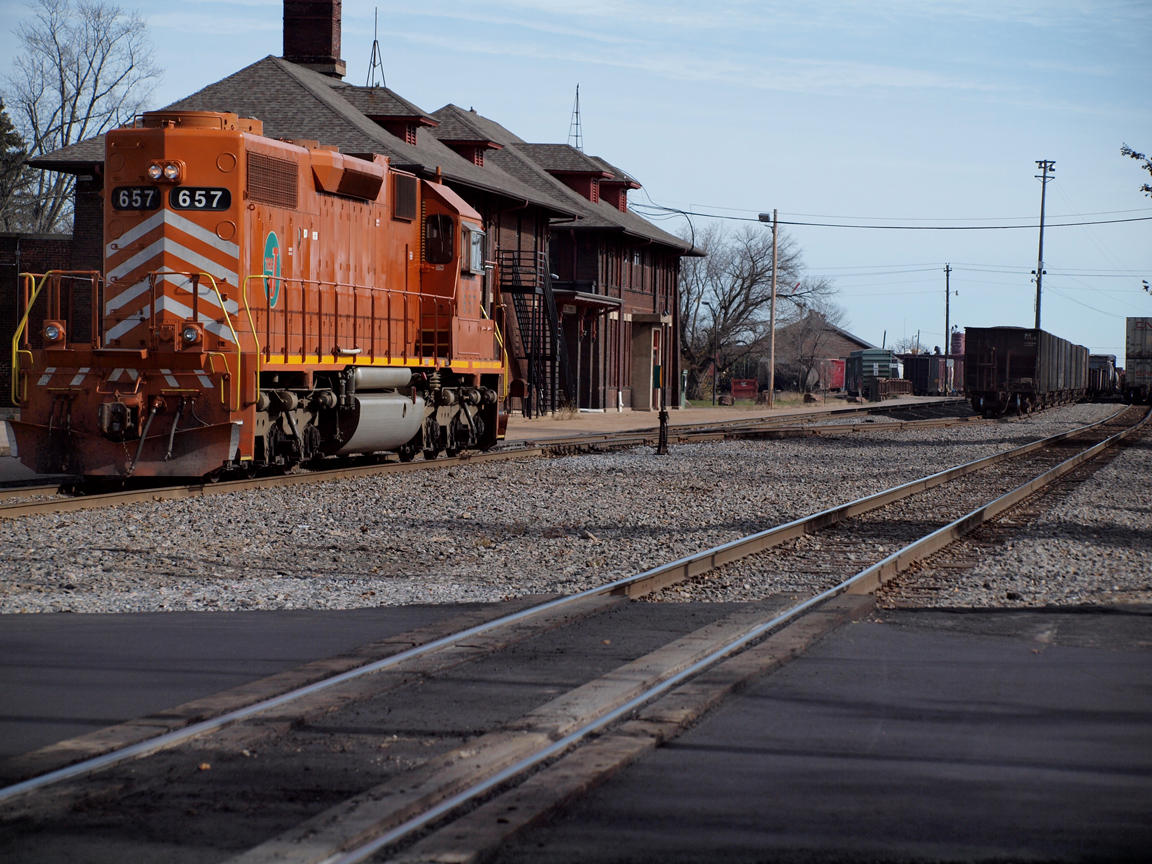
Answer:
[{"xmin": 773, "ymin": 311, "xmax": 874, "ymax": 391}]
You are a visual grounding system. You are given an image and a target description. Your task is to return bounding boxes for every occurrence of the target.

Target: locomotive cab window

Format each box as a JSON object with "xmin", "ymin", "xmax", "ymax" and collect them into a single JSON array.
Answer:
[
  {"xmin": 462, "ymin": 226, "xmax": 485, "ymax": 274},
  {"xmin": 424, "ymin": 214, "xmax": 455, "ymax": 264}
]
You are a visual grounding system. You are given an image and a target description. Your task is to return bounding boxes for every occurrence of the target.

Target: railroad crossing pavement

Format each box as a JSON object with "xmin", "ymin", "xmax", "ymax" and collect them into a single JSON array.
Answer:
[
  {"xmin": 0, "ymin": 604, "xmax": 494, "ymax": 760},
  {"xmin": 2, "ymin": 603, "xmax": 1149, "ymax": 862},
  {"xmin": 493, "ymin": 607, "xmax": 1152, "ymax": 864}
]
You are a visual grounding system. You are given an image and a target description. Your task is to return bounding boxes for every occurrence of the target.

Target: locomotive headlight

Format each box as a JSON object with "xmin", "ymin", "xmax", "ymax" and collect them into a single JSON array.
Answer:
[
  {"xmin": 181, "ymin": 323, "xmax": 203, "ymax": 346},
  {"xmin": 43, "ymin": 322, "xmax": 64, "ymax": 343},
  {"xmin": 147, "ymin": 161, "xmax": 183, "ymax": 182}
]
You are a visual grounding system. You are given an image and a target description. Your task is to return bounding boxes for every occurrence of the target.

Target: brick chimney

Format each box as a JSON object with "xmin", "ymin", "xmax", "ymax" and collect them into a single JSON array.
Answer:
[{"xmin": 283, "ymin": 0, "xmax": 347, "ymax": 78}]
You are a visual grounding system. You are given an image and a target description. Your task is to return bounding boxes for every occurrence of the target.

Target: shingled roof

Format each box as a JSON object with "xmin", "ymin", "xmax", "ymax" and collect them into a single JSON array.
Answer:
[
  {"xmin": 31, "ymin": 56, "xmax": 574, "ymax": 219},
  {"xmin": 165, "ymin": 57, "xmax": 570, "ymax": 215},
  {"xmin": 516, "ymin": 143, "xmax": 613, "ymax": 176},
  {"xmin": 431, "ymin": 104, "xmax": 695, "ymax": 253},
  {"xmin": 29, "ymin": 55, "xmax": 694, "ymax": 253}
]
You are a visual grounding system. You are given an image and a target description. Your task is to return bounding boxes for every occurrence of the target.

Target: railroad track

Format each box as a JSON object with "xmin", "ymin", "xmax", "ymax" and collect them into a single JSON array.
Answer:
[
  {"xmin": 1, "ymin": 405, "xmax": 1143, "ymax": 863},
  {"xmin": 0, "ymin": 404, "xmax": 980, "ymax": 519}
]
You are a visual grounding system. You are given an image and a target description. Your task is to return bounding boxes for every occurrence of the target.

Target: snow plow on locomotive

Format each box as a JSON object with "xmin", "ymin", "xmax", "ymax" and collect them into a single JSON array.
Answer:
[
  {"xmin": 9, "ymin": 110, "xmax": 507, "ymax": 479},
  {"xmin": 963, "ymin": 326, "xmax": 1087, "ymax": 417}
]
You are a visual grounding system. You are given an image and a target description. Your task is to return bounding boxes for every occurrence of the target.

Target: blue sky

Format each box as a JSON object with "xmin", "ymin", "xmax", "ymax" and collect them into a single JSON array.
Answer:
[{"xmin": 3, "ymin": 0, "xmax": 1151, "ymax": 360}]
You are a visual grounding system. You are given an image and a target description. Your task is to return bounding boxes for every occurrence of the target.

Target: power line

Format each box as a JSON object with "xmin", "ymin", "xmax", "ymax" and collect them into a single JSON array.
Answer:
[{"xmin": 628, "ymin": 202, "xmax": 1152, "ymax": 230}]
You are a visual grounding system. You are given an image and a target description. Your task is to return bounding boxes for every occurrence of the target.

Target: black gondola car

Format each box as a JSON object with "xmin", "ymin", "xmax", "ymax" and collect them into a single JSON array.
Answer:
[
  {"xmin": 900, "ymin": 354, "xmax": 948, "ymax": 395},
  {"xmin": 964, "ymin": 326, "xmax": 1088, "ymax": 416}
]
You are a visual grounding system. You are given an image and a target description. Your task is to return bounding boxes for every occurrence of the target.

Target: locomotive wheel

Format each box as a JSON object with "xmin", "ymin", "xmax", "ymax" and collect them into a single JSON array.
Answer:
[
  {"xmin": 422, "ymin": 418, "xmax": 441, "ymax": 460},
  {"xmin": 397, "ymin": 430, "xmax": 421, "ymax": 463}
]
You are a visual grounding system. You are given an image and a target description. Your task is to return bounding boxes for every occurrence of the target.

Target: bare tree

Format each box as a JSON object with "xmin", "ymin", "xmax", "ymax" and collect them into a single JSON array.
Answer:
[
  {"xmin": 678, "ymin": 222, "xmax": 832, "ymax": 400},
  {"xmin": 3, "ymin": 0, "xmax": 159, "ymax": 232},
  {"xmin": 0, "ymin": 99, "xmax": 36, "ymax": 231},
  {"xmin": 892, "ymin": 335, "xmax": 926, "ymax": 355},
  {"xmin": 774, "ymin": 301, "xmax": 847, "ymax": 392}
]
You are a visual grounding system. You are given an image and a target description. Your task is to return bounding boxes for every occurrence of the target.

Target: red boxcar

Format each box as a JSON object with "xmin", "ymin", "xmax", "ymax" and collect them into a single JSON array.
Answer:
[
  {"xmin": 730, "ymin": 378, "xmax": 758, "ymax": 400},
  {"xmin": 818, "ymin": 358, "xmax": 845, "ymax": 391}
]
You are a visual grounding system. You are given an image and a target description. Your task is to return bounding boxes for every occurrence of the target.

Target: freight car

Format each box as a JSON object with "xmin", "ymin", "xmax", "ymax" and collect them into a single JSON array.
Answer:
[
  {"xmin": 1125, "ymin": 317, "xmax": 1152, "ymax": 403},
  {"xmin": 9, "ymin": 110, "xmax": 506, "ymax": 479},
  {"xmin": 1087, "ymin": 354, "xmax": 1120, "ymax": 400},
  {"xmin": 845, "ymin": 349, "xmax": 898, "ymax": 399},
  {"xmin": 964, "ymin": 326, "xmax": 1087, "ymax": 416},
  {"xmin": 899, "ymin": 353, "xmax": 947, "ymax": 396}
]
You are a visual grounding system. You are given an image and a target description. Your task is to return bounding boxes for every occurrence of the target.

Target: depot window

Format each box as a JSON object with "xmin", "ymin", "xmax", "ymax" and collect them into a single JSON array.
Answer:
[{"xmin": 424, "ymin": 214, "xmax": 455, "ymax": 264}]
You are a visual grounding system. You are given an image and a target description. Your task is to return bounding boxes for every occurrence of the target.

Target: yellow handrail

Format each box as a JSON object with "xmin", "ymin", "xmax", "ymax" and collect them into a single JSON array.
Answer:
[
  {"xmin": 482, "ymin": 304, "xmax": 511, "ymax": 399},
  {"xmin": 10, "ymin": 271, "xmax": 56, "ymax": 406},
  {"xmin": 192, "ymin": 271, "xmax": 253, "ymax": 411}
]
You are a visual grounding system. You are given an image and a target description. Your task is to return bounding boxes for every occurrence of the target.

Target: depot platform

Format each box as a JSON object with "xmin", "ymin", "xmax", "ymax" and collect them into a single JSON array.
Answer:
[{"xmin": 502, "ymin": 394, "xmax": 953, "ymax": 443}]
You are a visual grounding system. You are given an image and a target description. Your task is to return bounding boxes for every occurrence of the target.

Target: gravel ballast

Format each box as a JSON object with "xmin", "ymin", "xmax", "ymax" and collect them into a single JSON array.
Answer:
[{"xmin": 0, "ymin": 403, "xmax": 1143, "ymax": 614}]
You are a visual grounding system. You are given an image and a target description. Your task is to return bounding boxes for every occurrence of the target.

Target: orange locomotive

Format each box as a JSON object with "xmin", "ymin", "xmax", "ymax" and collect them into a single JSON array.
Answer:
[{"xmin": 10, "ymin": 110, "xmax": 506, "ymax": 478}]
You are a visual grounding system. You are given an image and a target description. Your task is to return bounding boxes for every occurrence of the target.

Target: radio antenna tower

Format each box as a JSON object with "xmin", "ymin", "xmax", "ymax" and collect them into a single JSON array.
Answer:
[
  {"xmin": 568, "ymin": 84, "xmax": 584, "ymax": 152},
  {"xmin": 365, "ymin": 7, "xmax": 385, "ymax": 88}
]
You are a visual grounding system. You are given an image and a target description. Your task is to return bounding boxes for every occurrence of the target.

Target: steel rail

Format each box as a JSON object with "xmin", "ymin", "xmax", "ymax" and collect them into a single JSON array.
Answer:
[
  {"xmin": 324, "ymin": 404, "xmax": 1150, "ymax": 864},
  {"xmin": 0, "ymin": 412, "xmax": 974, "ymax": 520},
  {"xmin": 613, "ymin": 405, "xmax": 1129, "ymax": 597},
  {"xmin": 0, "ymin": 406, "xmax": 1131, "ymax": 804},
  {"xmin": 0, "ymin": 483, "xmax": 63, "ymax": 499},
  {"xmin": 501, "ymin": 413, "xmax": 981, "ymax": 455},
  {"xmin": 0, "ymin": 447, "xmax": 544, "ymax": 520}
]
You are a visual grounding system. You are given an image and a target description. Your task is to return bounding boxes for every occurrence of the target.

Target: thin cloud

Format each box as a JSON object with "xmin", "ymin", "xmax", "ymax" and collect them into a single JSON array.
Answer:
[{"xmin": 382, "ymin": 27, "xmax": 1011, "ymax": 97}]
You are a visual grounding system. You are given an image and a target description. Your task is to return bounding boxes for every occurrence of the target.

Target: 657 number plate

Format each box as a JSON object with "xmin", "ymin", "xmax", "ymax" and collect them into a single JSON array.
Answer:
[
  {"xmin": 170, "ymin": 187, "xmax": 231, "ymax": 210},
  {"xmin": 111, "ymin": 186, "xmax": 231, "ymax": 211},
  {"xmin": 111, "ymin": 186, "xmax": 160, "ymax": 210}
]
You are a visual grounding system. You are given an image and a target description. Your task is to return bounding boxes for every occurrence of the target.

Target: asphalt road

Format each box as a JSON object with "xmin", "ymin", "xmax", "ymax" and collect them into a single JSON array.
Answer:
[
  {"xmin": 494, "ymin": 608, "xmax": 1152, "ymax": 863},
  {"xmin": 0, "ymin": 605, "xmax": 486, "ymax": 759}
]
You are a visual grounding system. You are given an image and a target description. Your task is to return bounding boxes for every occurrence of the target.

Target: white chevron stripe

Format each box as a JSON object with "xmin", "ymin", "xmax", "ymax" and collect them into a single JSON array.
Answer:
[
  {"xmin": 153, "ymin": 296, "xmax": 238, "ymax": 344},
  {"xmin": 103, "ymin": 296, "xmax": 238, "ymax": 345},
  {"xmin": 105, "ymin": 315, "xmax": 147, "ymax": 341},
  {"xmin": 106, "ymin": 273, "xmax": 240, "ymax": 317},
  {"xmin": 106, "ymin": 209, "xmax": 164, "ymax": 256},
  {"xmin": 37, "ymin": 367, "xmax": 56, "ymax": 386},
  {"xmin": 106, "ymin": 209, "xmax": 239, "ymax": 261},
  {"xmin": 107, "ymin": 236, "xmax": 237, "ymax": 287}
]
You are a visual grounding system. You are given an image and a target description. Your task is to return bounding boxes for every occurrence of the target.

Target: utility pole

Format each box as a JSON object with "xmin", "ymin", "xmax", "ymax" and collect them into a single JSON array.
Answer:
[
  {"xmin": 757, "ymin": 210, "xmax": 778, "ymax": 408},
  {"xmin": 944, "ymin": 263, "xmax": 952, "ymax": 392},
  {"xmin": 944, "ymin": 263, "xmax": 951, "ymax": 352},
  {"xmin": 1033, "ymin": 159, "xmax": 1055, "ymax": 330}
]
